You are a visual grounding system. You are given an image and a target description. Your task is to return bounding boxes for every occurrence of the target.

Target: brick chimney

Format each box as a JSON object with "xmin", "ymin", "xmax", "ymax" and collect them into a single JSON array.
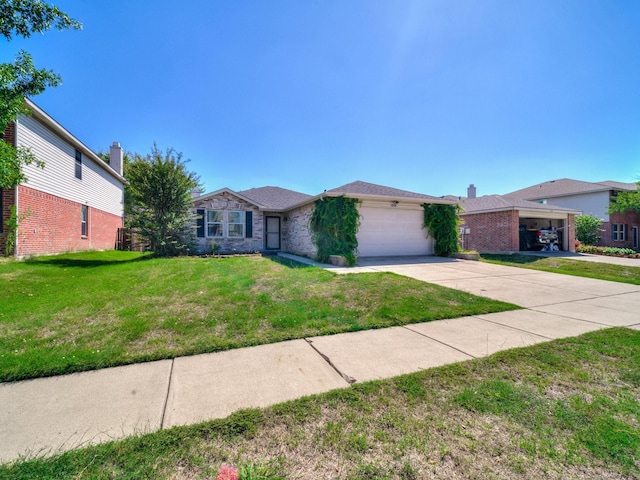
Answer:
[
  {"xmin": 109, "ymin": 142, "xmax": 123, "ymax": 176},
  {"xmin": 467, "ymin": 184, "xmax": 477, "ymax": 199}
]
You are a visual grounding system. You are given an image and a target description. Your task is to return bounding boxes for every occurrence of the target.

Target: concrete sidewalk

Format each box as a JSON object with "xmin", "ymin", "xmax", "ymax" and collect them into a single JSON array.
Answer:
[{"xmin": 2, "ymin": 255, "xmax": 639, "ymax": 464}]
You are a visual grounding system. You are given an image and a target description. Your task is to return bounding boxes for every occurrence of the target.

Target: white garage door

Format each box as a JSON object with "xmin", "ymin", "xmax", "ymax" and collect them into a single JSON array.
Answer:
[{"xmin": 357, "ymin": 202, "xmax": 434, "ymax": 257}]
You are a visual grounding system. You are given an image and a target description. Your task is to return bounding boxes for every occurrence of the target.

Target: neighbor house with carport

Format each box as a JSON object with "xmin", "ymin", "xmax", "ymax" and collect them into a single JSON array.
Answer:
[
  {"xmin": 506, "ymin": 178, "xmax": 639, "ymax": 250},
  {"xmin": 457, "ymin": 192, "xmax": 579, "ymax": 253},
  {"xmin": 192, "ymin": 180, "xmax": 456, "ymax": 258}
]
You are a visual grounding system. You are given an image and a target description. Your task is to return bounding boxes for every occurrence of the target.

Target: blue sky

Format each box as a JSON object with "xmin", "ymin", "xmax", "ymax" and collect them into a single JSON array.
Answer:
[{"xmin": 5, "ymin": 0, "xmax": 640, "ymax": 197}]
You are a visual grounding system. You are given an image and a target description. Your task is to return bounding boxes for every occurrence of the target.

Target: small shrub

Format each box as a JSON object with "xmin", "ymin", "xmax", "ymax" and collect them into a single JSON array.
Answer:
[{"xmin": 575, "ymin": 215, "xmax": 604, "ymax": 245}]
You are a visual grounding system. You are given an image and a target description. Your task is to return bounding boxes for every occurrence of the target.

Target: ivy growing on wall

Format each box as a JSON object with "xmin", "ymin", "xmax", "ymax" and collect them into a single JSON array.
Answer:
[
  {"xmin": 422, "ymin": 203, "xmax": 462, "ymax": 257},
  {"xmin": 309, "ymin": 195, "xmax": 361, "ymax": 266}
]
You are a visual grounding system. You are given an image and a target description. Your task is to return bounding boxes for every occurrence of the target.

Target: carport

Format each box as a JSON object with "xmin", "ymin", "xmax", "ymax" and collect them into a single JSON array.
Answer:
[{"xmin": 459, "ymin": 195, "xmax": 580, "ymax": 253}]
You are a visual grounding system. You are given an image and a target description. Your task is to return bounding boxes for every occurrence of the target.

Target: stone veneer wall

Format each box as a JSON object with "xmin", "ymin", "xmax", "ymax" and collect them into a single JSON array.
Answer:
[
  {"xmin": 192, "ymin": 192, "xmax": 264, "ymax": 254},
  {"xmin": 282, "ymin": 202, "xmax": 316, "ymax": 258}
]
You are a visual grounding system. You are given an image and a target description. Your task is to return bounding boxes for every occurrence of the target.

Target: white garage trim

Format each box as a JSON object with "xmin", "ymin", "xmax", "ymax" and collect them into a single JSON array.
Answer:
[{"xmin": 357, "ymin": 201, "xmax": 434, "ymax": 257}]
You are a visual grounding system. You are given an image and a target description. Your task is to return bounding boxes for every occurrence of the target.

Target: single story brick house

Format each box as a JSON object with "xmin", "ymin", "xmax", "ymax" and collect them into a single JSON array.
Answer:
[
  {"xmin": 457, "ymin": 194, "xmax": 579, "ymax": 253},
  {"xmin": 0, "ymin": 99, "xmax": 125, "ymax": 257},
  {"xmin": 192, "ymin": 180, "xmax": 456, "ymax": 258},
  {"xmin": 506, "ymin": 178, "xmax": 639, "ymax": 249}
]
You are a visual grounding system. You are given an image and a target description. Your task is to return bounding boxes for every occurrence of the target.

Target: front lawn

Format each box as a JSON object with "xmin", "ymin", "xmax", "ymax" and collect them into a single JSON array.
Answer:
[
  {"xmin": 0, "ymin": 251, "xmax": 517, "ymax": 382},
  {"xmin": 3, "ymin": 328, "xmax": 638, "ymax": 479},
  {"xmin": 481, "ymin": 253, "xmax": 640, "ymax": 285}
]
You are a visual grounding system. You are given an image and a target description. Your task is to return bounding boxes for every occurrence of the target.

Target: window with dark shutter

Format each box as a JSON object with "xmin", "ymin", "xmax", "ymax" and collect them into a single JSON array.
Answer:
[
  {"xmin": 246, "ymin": 211, "xmax": 253, "ymax": 238},
  {"xmin": 196, "ymin": 209, "xmax": 205, "ymax": 238}
]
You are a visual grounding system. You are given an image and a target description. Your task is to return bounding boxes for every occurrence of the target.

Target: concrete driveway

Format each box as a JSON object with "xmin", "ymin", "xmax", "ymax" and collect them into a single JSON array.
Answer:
[{"xmin": 325, "ymin": 255, "xmax": 640, "ymax": 325}]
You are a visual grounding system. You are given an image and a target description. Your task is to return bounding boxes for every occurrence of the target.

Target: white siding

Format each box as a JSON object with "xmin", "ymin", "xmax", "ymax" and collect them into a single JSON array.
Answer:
[
  {"xmin": 539, "ymin": 192, "xmax": 610, "ymax": 221},
  {"xmin": 16, "ymin": 115, "xmax": 124, "ymax": 217}
]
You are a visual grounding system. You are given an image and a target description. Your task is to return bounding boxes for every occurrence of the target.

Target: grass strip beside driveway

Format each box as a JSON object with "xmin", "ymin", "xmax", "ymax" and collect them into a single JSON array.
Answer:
[
  {"xmin": 0, "ymin": 251, "xmax": 518, "ymax": 382},
  {"xmin": 2, "ymin": 328, "xmax": 638, "ymax": 479},
  {"xmin": 481, "ymin": 253, "xmax": 640, "ymax": 285}
]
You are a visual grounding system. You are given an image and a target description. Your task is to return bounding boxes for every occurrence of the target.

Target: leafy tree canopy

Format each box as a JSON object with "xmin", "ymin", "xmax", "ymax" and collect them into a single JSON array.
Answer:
[
  {"xmin": 125, "ymin": 144, "xmax": 201, "ymax": 257},
  {"xmin": 608, "ymin": 182, "xmax": 640, "ymax": 214},
  {"xmin": 0, "ymin": 0, "xmax": 81, "ymax": 186},
  {"xmin": 575, "ymin": 214, "xmax": 604, "ymax": 246},
  {"xmin": 0, "ymin": 0, "xmax": 81, "ymax": 40}
]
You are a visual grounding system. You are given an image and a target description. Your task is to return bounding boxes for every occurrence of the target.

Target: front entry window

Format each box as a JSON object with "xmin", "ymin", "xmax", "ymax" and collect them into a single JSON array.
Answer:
[
  {"xmin": 228, "ymin": 211, "xmax": 245, "ymax": 237},
  {"xmin": 207, "ymin": 210, "xmax": 223, "ymax": 237}
]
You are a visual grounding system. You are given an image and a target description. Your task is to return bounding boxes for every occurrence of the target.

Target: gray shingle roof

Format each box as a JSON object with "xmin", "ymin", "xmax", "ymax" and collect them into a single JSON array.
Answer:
[
  {"xmin": 460, "ymin": 195, "xmax": 579, "ymax": 214},
  {"xmin": 506, "ymin": 178, "xmax": 637, "ymax": 200},
  {"xmin": 237, "ymin": 186, "xmax": 313, "ymax": 210},
  {"xmin": 327, "ymin": 180, "xmax": 446, "ymax": 202}
]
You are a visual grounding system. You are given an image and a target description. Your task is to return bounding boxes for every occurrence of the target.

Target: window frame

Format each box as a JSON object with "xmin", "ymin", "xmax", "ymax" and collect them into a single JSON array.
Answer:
[
  {"xmin": 227, "ymin": 210, "xmax": 245, "ymax": 238},
  {"xmin": 206, "ymin": 210, "xmax": 224, "ymax": 238},
  {"xmin": 81, "ymin": 205, "xmax": 88, "ymax": 237},
  {"xmin": 612, "ymin": 223, "xmax": 626, "ymax": 242},
  {"xmin": 75, "ymin": 149, "xmax": 82, "ymax": 180}
]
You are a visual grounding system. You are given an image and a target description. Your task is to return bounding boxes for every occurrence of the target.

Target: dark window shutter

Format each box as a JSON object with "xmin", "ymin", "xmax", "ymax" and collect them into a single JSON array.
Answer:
[
  {"xmin": 196, "ymin": 209, "xmax": 205, "ymax": 238},
  {"xmin": 246, "ymin": 211, "xmax": 253, "ymax": 238}
]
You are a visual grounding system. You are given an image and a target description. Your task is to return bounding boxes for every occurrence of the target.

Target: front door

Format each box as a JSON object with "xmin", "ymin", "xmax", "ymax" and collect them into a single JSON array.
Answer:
[{"xmin": 266, "ymin": 216, "xmax": 280, "ymax": 250}]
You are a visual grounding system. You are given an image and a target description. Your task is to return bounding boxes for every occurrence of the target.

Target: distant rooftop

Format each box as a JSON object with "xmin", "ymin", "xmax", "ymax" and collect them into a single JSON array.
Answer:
[
  {"xmin": 460, "ymin": 195, "xmax": 580, "ymax": 214},
  {"xmin": 506, "ymin": 178, "xmax": 637, "ymax": 200}
]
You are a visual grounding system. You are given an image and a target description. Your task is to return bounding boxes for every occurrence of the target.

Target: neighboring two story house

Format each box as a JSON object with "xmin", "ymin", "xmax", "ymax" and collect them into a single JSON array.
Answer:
[
  {"xmin": 0, "ymin": 99, "xmax": 125, "ymax": 257},
  {"xmin": 506, "ymin": 178, "xmax": 639, "ymax": 250}
]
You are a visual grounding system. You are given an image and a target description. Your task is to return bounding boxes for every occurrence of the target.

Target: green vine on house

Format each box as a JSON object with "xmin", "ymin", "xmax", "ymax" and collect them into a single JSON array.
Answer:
[
  {"xmin": 423, "ymin": 203, "xmax": 462, "ymax": 257},
  {"xmin": 310, "ymin": 195, "xmax": 361, "ymax": 266}
]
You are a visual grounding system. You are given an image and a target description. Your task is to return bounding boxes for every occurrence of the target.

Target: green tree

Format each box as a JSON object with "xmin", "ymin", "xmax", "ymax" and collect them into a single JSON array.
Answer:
[
  {"xmin": 608, "ymin": 182, "xmax": 640, "ymax": 214},
  {"xmin": 125, "ymin": 144, "xmax": 201, "ymax": 257},
  {"xmin": 575, "ymin": 214, "xmax": 604, "ymax": 245},
  {"xmin": 423, "ymin": 203, "xmax": 461, "ymax": 256},
  {"xmin": 1, "ymin": 0, "xmax": 81, "ymax": 186}
]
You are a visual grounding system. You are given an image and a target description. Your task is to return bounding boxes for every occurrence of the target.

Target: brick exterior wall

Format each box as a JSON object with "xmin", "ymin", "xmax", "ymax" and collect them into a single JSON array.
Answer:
[
  {"xmin": 0, "ymin": 187, "xmax": 17, "ymax": 255},
  {"xmin": 461, "ymin": 210, "xmax": 519, "ymax": 253},
  {"xmin": 461, "ymin": 211, "xmax": 577, "ymax": 253},
  {"xmin": 601, "ymin": 210, "xmax": 640, "ymax": 249},
  {"xmin": 281, "ymin": 202, "xmax": 316, "ymax": 258},
  {"xmin": 14, "ymin": 185, "xmax": 122, "ymax": 257},
  {"xmin": 1, "ymin": 123, "xmax": 17, "ymax": 255},
  {"xmin": 192, "ymin": 192, "xmax": 264, "ymax": 254},
  {"xmin": 2, "ymin": 121, "xmax": 16, "ymax": 145}
]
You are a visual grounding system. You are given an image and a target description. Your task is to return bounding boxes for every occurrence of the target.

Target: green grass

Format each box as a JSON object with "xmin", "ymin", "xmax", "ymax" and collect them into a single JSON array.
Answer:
[
  {"xmin": 481, "ymin": 253, "xmax": 640, "ymax": 285},
  {"xmin": 0, "ymin": 251, "xmax": 518, "ymax": 382},
  {"xmin": 2, "ymin": 328, "xmax": 638, "ymax": 479}
]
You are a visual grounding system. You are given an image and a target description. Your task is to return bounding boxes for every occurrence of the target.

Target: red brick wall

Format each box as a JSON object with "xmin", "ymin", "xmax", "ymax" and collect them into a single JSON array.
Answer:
[
  {"xmin": 461, "ymin": 210, "xmax": 519, "ymax": 253},
  {"xmin": 2, "ymin": 122, "xmax": 16, "ymax": 145},
  {"xmin": 601, "ymin": 210, "xmax": 640, "ymax": 249},
  {"xmin": 15, "ymin": 185, "xmax": 123, "ymax": 257},
  {"xmin": 0, "ymin": 187, "xmax": 17, "ymax": 255}
]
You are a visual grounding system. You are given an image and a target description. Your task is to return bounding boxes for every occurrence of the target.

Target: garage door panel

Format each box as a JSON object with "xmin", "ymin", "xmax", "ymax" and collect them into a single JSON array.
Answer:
[{"xmin": 357, "ymin": 205, "xmax": 433, "ymax": 256}]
